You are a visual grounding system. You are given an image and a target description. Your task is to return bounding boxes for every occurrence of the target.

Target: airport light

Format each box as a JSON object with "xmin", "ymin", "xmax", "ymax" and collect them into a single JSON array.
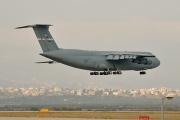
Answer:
[{"xmin": 161, "ymin": 95, "xmax": 173, "ymax": 120}]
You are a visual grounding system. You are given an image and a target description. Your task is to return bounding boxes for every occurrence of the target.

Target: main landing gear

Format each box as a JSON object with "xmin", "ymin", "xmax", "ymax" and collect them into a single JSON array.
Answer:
[
  {"xmin": 90, "ymin": 71, "xmax": 122, "ymax": 75},
  {"xmin": 113, "ymin": 71, "xmax": 122, "ymax": 75},
  {"xmin": 90, "ymin": 71, "xmax": 146, "ymax": 75}
]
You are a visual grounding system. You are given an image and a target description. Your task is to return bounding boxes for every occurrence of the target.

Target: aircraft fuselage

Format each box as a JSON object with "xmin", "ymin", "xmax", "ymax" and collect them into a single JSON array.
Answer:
[{"xmin": 40, "ymin": 49, "xmax": 160, "ymax": 71}]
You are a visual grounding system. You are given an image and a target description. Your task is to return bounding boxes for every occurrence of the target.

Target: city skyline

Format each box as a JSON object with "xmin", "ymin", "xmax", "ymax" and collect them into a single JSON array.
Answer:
[{"xmin": 0, "ymin": 86, "xmax": 177, "ymax": 97}]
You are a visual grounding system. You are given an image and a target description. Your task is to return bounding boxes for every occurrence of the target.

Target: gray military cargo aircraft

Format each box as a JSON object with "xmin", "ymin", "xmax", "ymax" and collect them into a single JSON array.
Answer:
[{"xmin": 16, "ymin": 24, "xmax": 160, "ymax": 75}]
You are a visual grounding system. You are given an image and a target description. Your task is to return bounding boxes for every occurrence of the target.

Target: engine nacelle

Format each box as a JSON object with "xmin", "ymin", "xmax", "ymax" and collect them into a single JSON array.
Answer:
[
  {"xmin": 132, "ymin": 58, "xmax": 152, "ymax": 65},
  {"xmin": 146, "ymin": 59, "xmax": 153, "ymax": 65}
]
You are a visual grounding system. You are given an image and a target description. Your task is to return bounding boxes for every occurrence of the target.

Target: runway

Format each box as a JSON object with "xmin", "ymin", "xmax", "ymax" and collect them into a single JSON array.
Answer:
[
  {"xmin": 0, "ymin": 111, "xmax": 179, "ymax": 120},
  {"xmin": 0, "ymin": 118, "xmax": 134, "ymax": 120}
]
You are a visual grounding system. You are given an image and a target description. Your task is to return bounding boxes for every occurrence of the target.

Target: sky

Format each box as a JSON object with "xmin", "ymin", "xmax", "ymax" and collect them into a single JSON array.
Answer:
[{"xmin": 1, "ymin": 0, "xmax": 180, "ymax": 89}]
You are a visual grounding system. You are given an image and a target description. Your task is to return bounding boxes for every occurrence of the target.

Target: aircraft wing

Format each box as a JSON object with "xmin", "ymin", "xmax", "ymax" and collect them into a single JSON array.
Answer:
[{"xmin": 106, "ymin": 54, "xmax": 155, "ymax": 60}]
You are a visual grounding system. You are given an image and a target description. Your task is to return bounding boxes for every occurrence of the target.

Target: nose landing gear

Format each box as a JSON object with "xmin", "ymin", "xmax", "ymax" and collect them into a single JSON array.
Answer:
[{"xmin": 140, "ymin": 71, "xmax": 146, "ymax": 75}]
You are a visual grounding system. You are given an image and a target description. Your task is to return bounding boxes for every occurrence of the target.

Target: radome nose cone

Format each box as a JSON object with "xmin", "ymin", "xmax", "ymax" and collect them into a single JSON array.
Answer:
[{"xmin": 156, "ymin": 58, "xmax": 160, "ymax": 67}]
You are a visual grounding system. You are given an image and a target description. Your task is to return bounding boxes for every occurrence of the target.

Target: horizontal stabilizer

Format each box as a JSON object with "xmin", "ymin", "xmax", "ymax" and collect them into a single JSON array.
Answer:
[
  {"xmin": 36, "ymin": 61, "xmax": 56, "ymax": 64},
  {"xmin": 15, "ymin": 24, "xmax": 52, "ymax": 29}
]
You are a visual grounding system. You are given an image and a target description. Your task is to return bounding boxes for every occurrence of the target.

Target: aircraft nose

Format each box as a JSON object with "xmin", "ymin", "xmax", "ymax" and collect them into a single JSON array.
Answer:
[{"xmin": 155, "ymin": 58, "xmax": 160, "ymax": 67}]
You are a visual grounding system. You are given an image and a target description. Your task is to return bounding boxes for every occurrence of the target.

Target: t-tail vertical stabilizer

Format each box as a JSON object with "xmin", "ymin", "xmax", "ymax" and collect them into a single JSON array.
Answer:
[{"xmin": 16, "ymin": 24, "xmax": 59, "ymax": 52}]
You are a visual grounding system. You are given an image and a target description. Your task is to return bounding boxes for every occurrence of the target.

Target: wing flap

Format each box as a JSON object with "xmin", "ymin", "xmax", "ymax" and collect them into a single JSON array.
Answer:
[
  {"xmin": 106, "ymin": 55, "xmax": 114, "ymax": 60},
  {"xmin": 106, "ymin": 54, "xmax": 154, "ymax": 60},
  {"xmin": 113, "ymin": 55, "xmax": 119, "ymax": 60}
]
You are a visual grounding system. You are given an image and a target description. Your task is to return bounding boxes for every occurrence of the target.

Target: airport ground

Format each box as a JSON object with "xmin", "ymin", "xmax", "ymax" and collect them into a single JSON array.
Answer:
[
  {"xmin": 0, "ymin": 118, "xmax": 133, "ymax": 120},
  {"xmin": 0, "ymin": 111, "xmax": 179, "ymax": 120}
]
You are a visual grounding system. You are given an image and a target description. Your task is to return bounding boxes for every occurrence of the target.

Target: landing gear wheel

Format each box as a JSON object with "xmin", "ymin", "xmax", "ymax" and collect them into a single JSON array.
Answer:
[
  {"xmin": 90, "ymin": 72, "xmax": 94, "ymax": 75},
  {"xmin": 100, "ymin": 72, "xmax": 104, "ymax": 75},
  {"xmin": 117, "ymin": 72, "xmax": 121, "ymax": 75},
  {"xmin": 107, "ymin": 71, "xmax": 111, "ymax": 75},
  {"xmin": 113, "ymin": 72, "xmax": 117, "ymax": 75},
  {"xmin": 104, "ymin": 72, "xmax": 108, "ymax": 75},
  {"xmin": 140, "ymin": 71, "xmax": 146, "ymax": 75},
  {"xmin": 90, "ymin": 72, "xmax": 99, "ymax": 75},
  {"xmin": 94, "ymin": 72, "xmax": 99, "ymax": 75}
]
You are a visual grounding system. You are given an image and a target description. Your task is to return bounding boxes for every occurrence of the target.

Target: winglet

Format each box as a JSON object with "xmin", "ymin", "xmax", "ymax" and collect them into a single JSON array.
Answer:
[{"xmin": 15, "ymin": 24, "xmax": 52, "ymax": 29}]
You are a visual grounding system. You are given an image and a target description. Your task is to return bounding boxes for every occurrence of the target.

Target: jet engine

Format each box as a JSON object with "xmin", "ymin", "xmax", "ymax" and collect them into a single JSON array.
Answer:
[{"xmin": 132, "ymin": 58, "xmax": 152, "ymax": 65}]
